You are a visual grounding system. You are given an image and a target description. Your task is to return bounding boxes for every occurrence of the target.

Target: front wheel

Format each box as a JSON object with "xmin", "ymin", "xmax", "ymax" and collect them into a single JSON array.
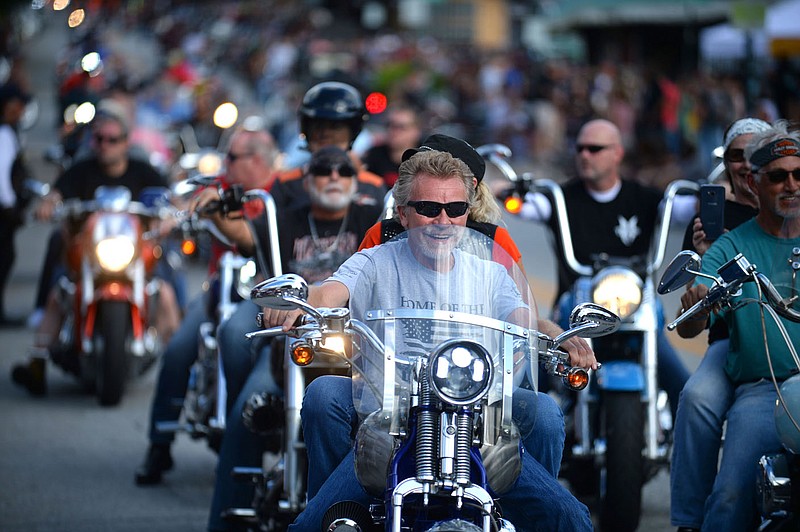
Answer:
[
  {"xmin": 600, "ymin": 391, "xmax": 644, "ymax": 532},
  {"xmin": 95, "ymin": 300, "xmax": 132, "ymax": 406}
]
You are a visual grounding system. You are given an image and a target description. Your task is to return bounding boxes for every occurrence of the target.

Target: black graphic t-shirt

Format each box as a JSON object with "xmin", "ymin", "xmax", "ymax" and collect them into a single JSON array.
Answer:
[
  {"xmin": 253, "ymin": 202, "xmax": 382, "ymax": 282},
  {"xmin": 54, "ymin": 157, "xmax": 167, "ymax": 201},
  {"xmin": 547, "ymin": 179, "xmax": 662, "ymax": 301}
]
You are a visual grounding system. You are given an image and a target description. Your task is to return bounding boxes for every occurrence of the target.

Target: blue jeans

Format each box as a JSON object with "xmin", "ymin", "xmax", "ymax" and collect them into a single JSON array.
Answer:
[
  {"xmin": 701, "ymin": 380, "xmax": 783, "ymax": 531},
  {"xmin": 657, "ymin": 326, "xmax": 691, "ymax": 421},
  {"xmin": 302, "ymin": 376, "xmax": 565, "ymax": 497},
  {"xmin": 296, "ymin": 375, "xmax": 581, "ymax": 531},
  {"xmin": 148, "ymin": 293, "xmax": 209, "ymax": 446},
  {"xmin": 217, "ymin": 300, "xmax": 266, "ymax": 414},
  {"xmin": 670, "ymin": 339, "xmax": 733, "ymax": 528},
  {"xmin": 289, "ymin": 448, "xmax": 591, "ymax": 532},
  {"xmin": 207, "ymin": 340, "xmax": 282, "ymax": 532}
]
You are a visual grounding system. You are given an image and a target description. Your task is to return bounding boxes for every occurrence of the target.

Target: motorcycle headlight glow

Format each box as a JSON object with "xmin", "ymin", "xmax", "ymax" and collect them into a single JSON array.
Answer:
[
  {"xmin": 95, "ymin": 236, "xmax": 135, "ymax": 272},
  {"xmin": 428, "ymin": 340, "xmax": 494, "ymax": 405},
  {"xmin": 592, "ymin": 266, "xmax": 643, "ymax": 319}
]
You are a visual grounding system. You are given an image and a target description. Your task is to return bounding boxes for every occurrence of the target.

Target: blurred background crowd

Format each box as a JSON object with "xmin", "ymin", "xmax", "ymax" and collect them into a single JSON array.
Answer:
[{"xmin": 1, "ymin": 0, "xmax": 798, "ymax": 189}]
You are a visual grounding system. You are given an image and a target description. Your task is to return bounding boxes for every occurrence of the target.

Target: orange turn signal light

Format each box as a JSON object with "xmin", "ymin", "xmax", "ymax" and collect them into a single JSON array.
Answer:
[
  {"xmin": 564, "ymin": 367, "xmax": 589, "ymax": 391},
  {"xmin": 291, "ymin": 342, "xmax": 314, "ymax": 366},
  {"xmin": 504, "ymin": 196, "xmax": 522, "ymax": 214},
  {"xmin": 181, "ymin": 239, "xmax": 196, "ymax": 255}
]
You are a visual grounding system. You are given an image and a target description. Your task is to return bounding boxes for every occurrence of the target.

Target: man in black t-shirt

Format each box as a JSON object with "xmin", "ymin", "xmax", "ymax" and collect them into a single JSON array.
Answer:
[
  {"xmin": 518, "ymin": 118, "xmax": 689, "ymax": 419},
  {"xmin": 12, "ymin": 108, "xmax": 178, "ymax": 396},
  {"xmin": 30, "ymin": 108, "xmax": 168, "ymax": 324}
]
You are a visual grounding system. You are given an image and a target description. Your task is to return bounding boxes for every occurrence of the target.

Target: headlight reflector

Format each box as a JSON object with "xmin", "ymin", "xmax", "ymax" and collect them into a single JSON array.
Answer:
[
  {"xmin": 592, "ymin": 266, "xmax": 643, "ymax": 319},
  {"xmin": 428, "ymin": 340, "xmax": 493, "ymax": 405}
]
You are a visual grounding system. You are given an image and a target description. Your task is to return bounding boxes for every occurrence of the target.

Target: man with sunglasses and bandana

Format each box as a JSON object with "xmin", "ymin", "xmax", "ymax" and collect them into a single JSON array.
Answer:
[
  {"xmin": 672, "ymin": 120, "xmax": 800, "ymax": 531},
  {"xmin": 517, "ymin": 118, "xmax": 689, "ymax": 423},
  {"xmin": 262, "ymin": 145, "xmax": 598, "ymax": 531},
  {"xmin": 670, "ymin": 117, "xmax": 771, "ymax": 532},
  {"xmin": 11, "ymin": 107, "xmax": 178, "ymax": 396},
  {"xmin": 205, "ymin": 145, "xmax": 383, "ymax": 531}
]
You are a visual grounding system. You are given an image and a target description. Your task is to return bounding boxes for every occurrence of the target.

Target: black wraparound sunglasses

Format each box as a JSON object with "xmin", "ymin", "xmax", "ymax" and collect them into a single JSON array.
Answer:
[
  {"xmin": 405, "ymin": 200, "xmax": 469, "ymax": 218},
  {"xmin": 762, "ymin": 168, "xmax": 800, "ymax": 184},
  {"xmin": 575, "ymin": 144, "xmax": 612, "ymax": 154},
  {"xmin": 309, "ymin": 162, "xmax": 356, "ymax": 178}
]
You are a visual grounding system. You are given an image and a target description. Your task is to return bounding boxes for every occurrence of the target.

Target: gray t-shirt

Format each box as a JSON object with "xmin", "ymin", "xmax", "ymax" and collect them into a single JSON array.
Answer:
[
  {"xmin": 329, "ymin": 239, "xmax": 527, "ymax": 354},
  {"xmin": 329, "ymin": 237, "xmax": 530, "ymax": 417}
]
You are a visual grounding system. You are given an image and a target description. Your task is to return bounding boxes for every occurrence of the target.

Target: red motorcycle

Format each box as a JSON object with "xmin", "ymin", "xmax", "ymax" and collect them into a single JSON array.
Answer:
[{"xmin": 49, "ymin": 185, "xmax": 176, "ymax": 405}]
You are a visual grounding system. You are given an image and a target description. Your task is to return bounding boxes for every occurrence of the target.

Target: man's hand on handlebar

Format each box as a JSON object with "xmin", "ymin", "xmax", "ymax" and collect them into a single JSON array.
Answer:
[
  {"xmin": 189, "ymin": 187, "xmax": 223, "ymax": 218},
  {"xmin": 539, "ymin": 318, "xmax": 599, "ymax": 371},
  {"xmin": 676, "ymin": 283, "xmax": 711, "ymax": 338},
  {"xmin": 560, "ymin": 335, "xmax": 599, "ymax": 371},
  {"xmin": 260, "ymin": 307, "xmax": 304, "ymax": 333}
]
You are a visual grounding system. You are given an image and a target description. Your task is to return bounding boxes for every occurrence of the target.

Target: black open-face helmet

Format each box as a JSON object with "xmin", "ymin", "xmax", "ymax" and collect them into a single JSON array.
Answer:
[{"xmin": 298, "ymin": 81, "xmax": 366, "ymax": 147}]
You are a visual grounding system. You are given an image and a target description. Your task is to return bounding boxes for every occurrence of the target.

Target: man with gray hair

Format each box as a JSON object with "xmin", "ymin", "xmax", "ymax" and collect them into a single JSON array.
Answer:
[{"xmin": 674, "ymin": 120, "xmax": 800, "ymax": 531}]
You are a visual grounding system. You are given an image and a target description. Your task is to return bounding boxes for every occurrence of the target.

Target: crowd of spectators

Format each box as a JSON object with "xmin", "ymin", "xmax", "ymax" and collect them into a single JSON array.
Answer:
[{"xmin": 3, "ymin": 1, "xmax": 799, "ymax": 189}]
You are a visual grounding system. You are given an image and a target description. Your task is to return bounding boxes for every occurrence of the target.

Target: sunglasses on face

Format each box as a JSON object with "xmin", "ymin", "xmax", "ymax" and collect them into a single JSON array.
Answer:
[
  {"xmin": 405, "ymin": 200, "xmax": 469, "ymax": 218},
  {"xmin": 94, "ymin": 133, "xmax": 125, "ymax": 145},
  {"xmin": 724, "ymin": 148, "xmax": 746, "ymax": 163},
  {"xmin": 226, "ymin": 152, "xmax": 253, "ymax": 163},
  {"xmin": 762, "ymin": 168, "xmax": 800, "ymax": 184},
  {"xmin": 575, "ymin": 144, "xmax": 611, "ymax": 154},
  {"xmin": 309, "ymin": 162, "xmax": 356, "ymax": 178}
]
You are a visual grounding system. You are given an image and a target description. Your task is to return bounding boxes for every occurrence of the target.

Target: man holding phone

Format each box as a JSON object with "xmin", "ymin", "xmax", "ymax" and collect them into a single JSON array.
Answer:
[{"xmin": 671, "ymin": 117, "xmax": 771, "ymax": 532}]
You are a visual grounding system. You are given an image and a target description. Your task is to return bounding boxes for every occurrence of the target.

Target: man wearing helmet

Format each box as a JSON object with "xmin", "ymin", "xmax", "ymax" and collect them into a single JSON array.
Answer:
[{"xmin": 270, "ymin": 81, "xmax": 386, "ymax": 211}]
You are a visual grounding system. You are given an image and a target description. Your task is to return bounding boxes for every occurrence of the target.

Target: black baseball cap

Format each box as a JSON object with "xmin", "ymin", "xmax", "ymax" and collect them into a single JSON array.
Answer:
[{"xmin": 402, "ymin": 133, "xmax": 486, "ymax": 183}]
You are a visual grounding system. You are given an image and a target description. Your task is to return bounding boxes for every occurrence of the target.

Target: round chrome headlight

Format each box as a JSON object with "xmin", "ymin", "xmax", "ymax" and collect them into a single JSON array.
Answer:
[
  {"xmin": 95, "ymin": 236, "xmax": 135, "ymax": 272},
  {"xmin": 428, "ymin": 340, "xmax": 493, "ymax": 405},
  {"xmin": 592, "ymin": 266, "xmax": 643, "ymax": 319}
]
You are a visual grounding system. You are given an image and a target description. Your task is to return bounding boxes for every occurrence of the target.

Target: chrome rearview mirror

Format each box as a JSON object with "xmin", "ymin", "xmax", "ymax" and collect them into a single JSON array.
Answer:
[
  {"xmin": 658, "ymin": 250, "xmax": 701, "ymax": 295},
  {"xmin": 567, "ymin": 303, "xmax": 620, "ymax": 338},
  {"xmin": 552, "ymin": 303, "xmax": 620, "ymax": 347},
  {"xmin": 250, "ymin": 274, "xmax": 309, "ymax": 310}
]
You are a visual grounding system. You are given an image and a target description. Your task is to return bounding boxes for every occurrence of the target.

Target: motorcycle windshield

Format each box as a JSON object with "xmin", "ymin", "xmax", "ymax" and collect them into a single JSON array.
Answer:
[{"xmin": 345, "ymin": 225, "xmax": 539, "ymax": 442}]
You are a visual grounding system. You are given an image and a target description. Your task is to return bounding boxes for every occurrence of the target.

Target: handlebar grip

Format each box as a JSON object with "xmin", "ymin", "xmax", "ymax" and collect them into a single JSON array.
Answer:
[
  {"xmin": 666, "ymin": 297, "xmax": 710, "ymax": 331},
  {"xmin": 244, "ymin": 326, "xmax": 285, "ymax": 340},
  {"xmin": 198, "ymin": 200, "xmax": 221, "ymax": 216}
]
